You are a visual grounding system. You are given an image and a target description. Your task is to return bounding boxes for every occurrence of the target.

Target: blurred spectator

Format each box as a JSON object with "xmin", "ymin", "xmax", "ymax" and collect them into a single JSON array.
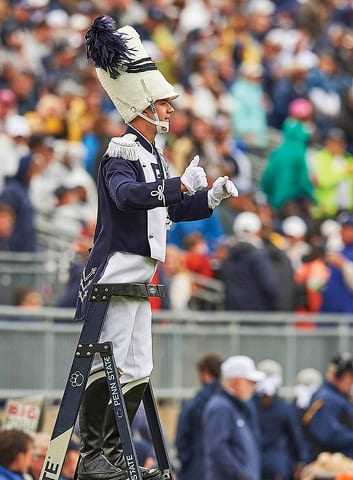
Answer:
[
  {"xmin": 281, "ymin": 215, "xmax": 311, "ymax": 272},
  {"xmin": 213, "ymin": 112, "xmax": 253, "ymax": 194},
  {"xmin": 167, "ymin": 209, "xmax": 225, "ymax": 255},
  {"xmin": 0, "ymin": 101, "xmax": 29, "ymax": 191},
  {"xmin": 307, "ymin": 52, "xmax": 351, "ymax": 139},
  {"xmin": 260, "ymin": 99, "xmax": 314, "ymax": 216},
  {"xmin": 230, "ymin": 62, "xmax": 268, "ymax": 149},
  {"xmin": 267, "ymin": 58, "xmax": 310, "ymax": 129},
  {"xmin": 220, "ymin": 212, "xmax": 280, "ymax": 311},
  {"xmin": 183, "ymin": 232, "xmax": 214, "ymax": 278},
  {"xmin": 262, "ymin": 228, "xmax": 297, "ymax": 311},
  {"xmin": 253, "ymin": 359, "xmax": 309, "ymax": 480},
  {"xmin": 293, "ymin": 368, "xmax": 323, "ymax": 419},
  {"xmin": 176, "ymin": 353, "xmax": 222, "ymax": 480},
  {"xmin": 336, "ymin": 85, "xmax": 353, "ymax": 154},
  {"xmin": 0, "ymin": 202, "xmax": 15, "ymax": 251},
  {"xmin": 0, "ymin": 88, "xmax": 17, "ymax": 127},
  {"xmin": 56, "ymin": 220, "xmax": 95, "ymax": 309},
  {"xmin": 320, "ymin": 212, "xmax": 353, "ymax": 313},
  {"xmin": 60, "ymin": 436, "xmax": 80, "ymax": 480},
  {"xmin": 160, "ymin": 245, "xmax": 193, "ymax": 311},
  {"xmin": 311, "ymin": 128, "xmax": 353, "ymax": 219},
  {"xmin": 202, "ymin": 355, "xmax": 264, "ymax": 480},
  {"xmin": 0, "ymin": 135, "xmax": 52, "ymax": 251},
  {"xmin": 302, "ymin": 352, "xmax": 353, "ymax": 461},
  {"xmin": 29, "ymin": 432, "xmax": 50, "ymax": 480},
  {"xmin": 10, "ymin": 285, "xmax": 44, "ymax": 321},
  {"xmin": 0, "ymin": 429, "xmax": 34, "ymax": 480},
  {"xmin": 295, "ymin": 244, "xmax": 330, "ymax": 313}
]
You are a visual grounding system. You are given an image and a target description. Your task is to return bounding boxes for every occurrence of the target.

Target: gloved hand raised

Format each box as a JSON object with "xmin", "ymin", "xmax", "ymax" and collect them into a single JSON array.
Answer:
[
  {"xmin": 208, "ymin": 176, "xmax": 238, "ymax": 209},
  {"xmin": 181, "ymin": 155, "xmax": 208, "ymax": 195}
]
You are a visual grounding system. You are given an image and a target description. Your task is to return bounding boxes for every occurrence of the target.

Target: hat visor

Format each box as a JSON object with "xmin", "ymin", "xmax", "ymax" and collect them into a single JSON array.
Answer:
[
  {"xmin": 156, "ymin": 92, "xmax": 179, "ymax": 102},
  {"xmin": 245, "ymin": 371, "xmax": 266, "ymax": 382}
]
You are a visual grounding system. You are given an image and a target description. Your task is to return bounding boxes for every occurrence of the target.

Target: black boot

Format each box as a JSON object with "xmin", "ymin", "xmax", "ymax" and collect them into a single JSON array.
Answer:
[
  {"xmin": 77, "ymin": 375, "xmax": 127, "ymax": 480},
  {"xmin": 104, "ymin": 382, "xmax": 162, "ymax": 480}
]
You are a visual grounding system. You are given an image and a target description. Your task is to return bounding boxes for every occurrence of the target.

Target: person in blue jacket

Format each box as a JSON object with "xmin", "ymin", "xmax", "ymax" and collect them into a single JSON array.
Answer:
[
  {"xmin": 252, "ymin": 359, "xmax": 310, "ymax": 480},
  {"xmin": 175, "ymin": 353, "xmax": 223, "ymax": 480},
  {"xmin": 302, "ymin": 352, "xmax": 353, "ymax": 461},
  {"xmin": 0, "ymin": 429, "xmax": 34, "ymax": 480},
  {"xmin": 202, "ymin": 355, "xmax": 265, "ymax": 480},
  {"xmin": 320, "ymin": 212, "xmax": 353, "ymax": 313},
  {"xmin": 76, "ymin": 16, "xmax": 238, "ymax": 480}
]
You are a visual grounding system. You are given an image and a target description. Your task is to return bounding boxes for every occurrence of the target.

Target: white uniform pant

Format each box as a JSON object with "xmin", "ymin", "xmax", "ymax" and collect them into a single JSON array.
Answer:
[{"xmin": 91, "ymin": 252, "xmax": 157, "ymax": 384}]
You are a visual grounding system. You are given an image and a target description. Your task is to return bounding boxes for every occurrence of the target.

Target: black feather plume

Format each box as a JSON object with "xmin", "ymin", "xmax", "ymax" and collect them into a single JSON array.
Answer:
[{"xmin": 85, "ymin": 15, "xmax": 134, "ymax": 79}]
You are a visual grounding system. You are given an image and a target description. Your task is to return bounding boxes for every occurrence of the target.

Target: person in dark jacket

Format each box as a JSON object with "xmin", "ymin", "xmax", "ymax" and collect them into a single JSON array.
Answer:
[
  {"xmin": 0, "ymin": 135, "xmax": 54, "ymax": 252},
  {"xmin": 175, "ymin": 353, "xmax": 223, "ymax": 480},
  {"xmin": 202, "ymin": 355, "xmax": 265, "ymax": 480},
  {"xmin": 320, "ymin": 212, "xmax": 353, "ymax": 313},
  {"xmin": 303, "ymin": 352, "xmax": 353, "ymax": 461},
  {"xmin": 252, "ymin": 359, "xmax": 310, "ymax": 480},
  {"xmin": 220, "ymin": 211, "xmax": 280, "ymax": 311}
]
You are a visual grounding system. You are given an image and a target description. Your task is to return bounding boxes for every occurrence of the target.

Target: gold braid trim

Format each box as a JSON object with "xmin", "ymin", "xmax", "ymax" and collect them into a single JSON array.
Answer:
[{"xmin": 302, "ymin": 399, "xmax": 324, "ymax": 425}]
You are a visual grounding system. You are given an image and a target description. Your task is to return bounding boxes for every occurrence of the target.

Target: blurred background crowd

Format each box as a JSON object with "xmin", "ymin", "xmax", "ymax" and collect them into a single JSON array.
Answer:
[
  {"xmin": 2, "ymin": 1, "xmax": 353, "ymax": 479},
  {"xmin": 2, "ymin": 0, "xmax": 353, "ymax": 313}
]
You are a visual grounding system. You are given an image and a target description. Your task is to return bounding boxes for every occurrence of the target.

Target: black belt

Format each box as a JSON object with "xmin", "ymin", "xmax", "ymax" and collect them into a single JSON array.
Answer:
[{"xmin": 90, "ymin": 283, "xmax": 165, "ymax": 301}]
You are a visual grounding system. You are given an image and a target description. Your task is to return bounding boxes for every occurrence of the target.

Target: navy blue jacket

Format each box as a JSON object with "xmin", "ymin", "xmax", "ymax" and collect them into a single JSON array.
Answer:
[
  {"xmin": 252, "ymin": 394, "xmax": 309, "ymax": 480},
  {"xmin": 304, "ymin": 380, "xmax": 353, "ymax": 459},
  {"xmin": 0, "ymin": 155, "xmax": 37, "ymax": 252},
  {"xmin": 176, "ymin": 380, "xmax": 219, "ymax": 480},
  {"xmin": 75, "ymin": 126, "xmax": 212, "ymax": 320},
  {"xmin": 320, "ymin": 243, "xmax": 353, "ymax": 313},
  {"xmin": 220, "ymin": 241, "xmax": 280, "ymax": 311},
  {"xmin": 203, "ymin": 387, "xmax": 261, "ymax": 480}
]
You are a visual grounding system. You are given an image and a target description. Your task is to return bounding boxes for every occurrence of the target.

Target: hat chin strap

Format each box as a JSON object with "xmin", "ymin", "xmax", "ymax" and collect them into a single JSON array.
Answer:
[
  {"xmin": 138, "ymin": 79, "xmax": 169, "ymax": 134},
  {"xmin": 136, "ymin": 110, "xmax": 169, "ymax": 134}
]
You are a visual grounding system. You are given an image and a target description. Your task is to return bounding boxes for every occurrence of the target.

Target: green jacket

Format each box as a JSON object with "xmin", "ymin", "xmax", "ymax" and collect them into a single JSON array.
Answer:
[
  {"xmin": 312, "ymin": 148, "xmax": 353, "ymax": 218},
  {"xmin": 260, "ymin": 118, "xmax": 314, "ymax": 210}
]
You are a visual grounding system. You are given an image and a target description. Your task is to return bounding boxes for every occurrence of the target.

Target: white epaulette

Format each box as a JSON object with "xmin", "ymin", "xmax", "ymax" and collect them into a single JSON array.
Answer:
[{"xmin": 105, "ymin": 134, "xmax": 139, "ymax": 161}]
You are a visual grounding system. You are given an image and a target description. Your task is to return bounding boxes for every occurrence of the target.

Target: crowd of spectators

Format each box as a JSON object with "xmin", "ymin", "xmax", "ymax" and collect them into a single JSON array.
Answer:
[{"xmin": 1, "ymin": 0, "xmax": 353, "ymax": 313}]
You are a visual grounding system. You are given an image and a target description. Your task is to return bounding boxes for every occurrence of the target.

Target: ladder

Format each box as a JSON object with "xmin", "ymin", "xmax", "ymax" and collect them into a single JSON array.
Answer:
[{"xmin": 38, "ymin": 283, "xmax": 173, "ymax": 480}]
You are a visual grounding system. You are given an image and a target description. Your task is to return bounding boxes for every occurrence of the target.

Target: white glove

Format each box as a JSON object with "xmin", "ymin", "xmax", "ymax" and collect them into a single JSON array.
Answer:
[
  {"xmin": 207, "ymin": 176, "xmax": 239, "ymax": 209},
  {"xmin": 181, "ymin": 155, "xmax": 208, "ymax": 195}
]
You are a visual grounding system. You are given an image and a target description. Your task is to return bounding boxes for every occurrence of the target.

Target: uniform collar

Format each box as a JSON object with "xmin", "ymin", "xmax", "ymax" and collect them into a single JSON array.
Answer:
[{"xmin": 126, "ymin": 125, "xmax": 155, "ymax": 154}]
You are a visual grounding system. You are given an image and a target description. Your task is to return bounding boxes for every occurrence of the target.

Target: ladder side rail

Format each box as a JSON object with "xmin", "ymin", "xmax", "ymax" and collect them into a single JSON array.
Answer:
[
  {"xmin": 143, "ymin": 381, "xmax": 173, "ymax": 479},
  {"xmin": 39, "ymin": 300, "xmax": 109, "ymax": 480}
]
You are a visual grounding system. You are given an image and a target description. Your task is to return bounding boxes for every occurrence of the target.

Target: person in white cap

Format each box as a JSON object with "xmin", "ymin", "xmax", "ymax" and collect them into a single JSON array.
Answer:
[
  {"xmin": 220, "ymin": 211, "xmax": 280, "ymax": 311},
  {"xmin": 75, "ymin": 15, "xmax": 238, "ymax": 480},
  {"xmin": 202, "ymin": 355, "xmax": 264, "ymax": 480},
  {"xmin": 253, "ymin": 359, "xmax": 310, "ymax": 480}
]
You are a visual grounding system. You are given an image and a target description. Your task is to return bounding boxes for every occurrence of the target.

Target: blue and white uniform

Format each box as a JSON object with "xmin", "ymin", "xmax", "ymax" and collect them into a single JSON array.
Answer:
[{"xmin": 75, "ymin": 125, "xmax": 212, "ymax": 384}]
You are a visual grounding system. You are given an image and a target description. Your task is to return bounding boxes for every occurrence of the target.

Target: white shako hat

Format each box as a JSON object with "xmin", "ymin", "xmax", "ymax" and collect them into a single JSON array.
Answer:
[{"xmin": 85, "ymin": 15, "xmax": 179, "ymax": 124}]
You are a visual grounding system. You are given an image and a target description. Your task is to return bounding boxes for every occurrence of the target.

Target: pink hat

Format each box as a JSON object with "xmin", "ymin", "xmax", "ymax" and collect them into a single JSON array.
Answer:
[{"xmin": 288, "ymin": 98, "xmax": 313, "ymax": 119}]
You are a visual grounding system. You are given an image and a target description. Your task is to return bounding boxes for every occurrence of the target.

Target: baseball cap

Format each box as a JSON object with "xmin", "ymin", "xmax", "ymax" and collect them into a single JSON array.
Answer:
[
  {"xmin": 233, "ymin": 212, "xmax": 261, "ymax": 235},
  {"xmin": 281, "ymin": 216, "xmax": 307, "ymax": 238},
  {"xmin": 5, "ymin": 115, "xmax": 31, "ymax": 138},
  {"xmin": 221, "ymin": 355, "xmax": 265, "ymax": 382},
  {"xmin": 296, "ymin": 368, "xmax": 322, "ymax": 386},
  {"xmin": 331, "ymin": 352, "xmax": 353, "ymax": 371},
  {"xmin": 337, "ymin": 212, "xmax": 353, "ymax": 228}
]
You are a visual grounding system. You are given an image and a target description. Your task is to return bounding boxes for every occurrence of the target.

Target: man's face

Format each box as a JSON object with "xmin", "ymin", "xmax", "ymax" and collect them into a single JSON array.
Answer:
[
  {"xmin": 18, "ymin": 443, "xmax": 34, "ymax": 474},
  {"xmin": 341, "ymin": 225, "xmax": 353, "ymax": 246},
  {"xmin": 336, "ymin": 371, "xmax": 353, "ymax": 395},
  {"xmin": 151, "ymin": 98, "xmax": 174, "ymax": 131}
]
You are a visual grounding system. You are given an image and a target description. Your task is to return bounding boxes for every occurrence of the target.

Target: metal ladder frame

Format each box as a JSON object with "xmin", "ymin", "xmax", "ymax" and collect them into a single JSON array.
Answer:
[{"xmin": 38, "ymin": 283, "xmax": 173, "ymax": 480}]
